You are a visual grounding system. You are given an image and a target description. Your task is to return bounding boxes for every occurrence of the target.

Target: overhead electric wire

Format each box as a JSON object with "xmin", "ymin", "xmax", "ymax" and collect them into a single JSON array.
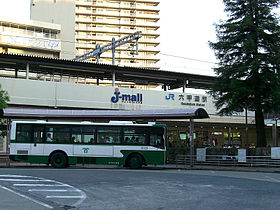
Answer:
[{"xmin": 159, "ymin": 52, "xmax": 216, "ymax": 64}]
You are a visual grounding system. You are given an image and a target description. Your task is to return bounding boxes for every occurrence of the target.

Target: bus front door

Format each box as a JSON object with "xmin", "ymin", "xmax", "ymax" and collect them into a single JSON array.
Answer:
[{"xmin": 30, "ymin": 126, "xmax": 45, "ymax": 157}]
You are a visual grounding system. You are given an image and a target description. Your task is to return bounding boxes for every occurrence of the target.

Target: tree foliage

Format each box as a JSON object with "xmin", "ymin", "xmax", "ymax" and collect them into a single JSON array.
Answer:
[
  {"xmin": 209, "ymin": 0, "xmax": 280, "ymax": 147},
  {"xmin": 0, "ymin": 86, "xmax": 9, "ymax": 138},
  {"xmin": 0, "ymin": 86, "xmax": 9, "ymax": 110}
]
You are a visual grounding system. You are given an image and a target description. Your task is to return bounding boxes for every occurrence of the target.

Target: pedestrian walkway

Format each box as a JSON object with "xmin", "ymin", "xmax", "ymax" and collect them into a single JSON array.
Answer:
[{"xmin": 2, "ymin": 160, "xmax": 280, "ymax": 173}]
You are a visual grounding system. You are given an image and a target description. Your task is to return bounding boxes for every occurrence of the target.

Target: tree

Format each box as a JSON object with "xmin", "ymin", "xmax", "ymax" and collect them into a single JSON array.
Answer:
[
  {"xmin": 0, "ymin": 86, "xmax": 9, "ymax": 138},
  {"xmin": 209, "ymin": 0, "xmax": 280, "ymax": 147}
]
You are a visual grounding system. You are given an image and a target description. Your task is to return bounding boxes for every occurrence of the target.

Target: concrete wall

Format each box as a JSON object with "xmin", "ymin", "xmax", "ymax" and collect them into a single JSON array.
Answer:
[{"xmin": 30, "ymin": 0, "xmax": 75, "ymax": 59}]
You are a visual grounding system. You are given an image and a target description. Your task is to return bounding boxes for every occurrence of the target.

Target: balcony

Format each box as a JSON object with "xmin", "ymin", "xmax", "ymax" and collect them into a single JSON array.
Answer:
[
  {"xmin": 75, "ymin": 26, "xmax": 159, "ymax": 37},
  {"xmin": 77, "ymin": 1, "xmax": 159, "ymax": 12},
  {"xmin": 135, "ymin": 0, "xmax": 160, "ymax": 5},
  {"xmin": 76, "ymin": 17, "xmax": 93, "ymax": 23},
  {"xmin": 75, "ymin": 42, "xmax": 159, "ymax": 55},
  {"xmin": 76, "ymin": 34, "xmax": 159, "ymax": 45},
  {"xmin": 76, "ymin": 9, "xmax": 159, "ymax": 20},
  {"xmin": 86, "ymin": 19, "xmax": 159, "ymax": 29},
  {"xmin": 76, "ymin": 34, "xmax": 160, "ymax": 47},
  {"xmin": 75, "ymin": 43, "xmax": 96, "ymax": 49}
]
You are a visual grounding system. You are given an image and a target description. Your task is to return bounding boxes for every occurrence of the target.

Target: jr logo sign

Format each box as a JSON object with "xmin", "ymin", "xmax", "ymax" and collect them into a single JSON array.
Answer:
[{"xmin": 165, "ymin": 94, "xmax": 175, "ymax": 100}]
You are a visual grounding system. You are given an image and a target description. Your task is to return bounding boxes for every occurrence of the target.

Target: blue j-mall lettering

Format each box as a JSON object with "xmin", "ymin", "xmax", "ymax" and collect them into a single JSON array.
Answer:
[{"xmin": 111, "ymin": 88, "xmax": 143, "ymax": 104}]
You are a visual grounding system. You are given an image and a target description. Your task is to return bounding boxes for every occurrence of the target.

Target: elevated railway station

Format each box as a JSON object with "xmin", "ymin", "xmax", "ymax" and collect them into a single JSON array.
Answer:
[{"xmin": 0, "ymin": 53, "xmax": 265, "ymax": 153}]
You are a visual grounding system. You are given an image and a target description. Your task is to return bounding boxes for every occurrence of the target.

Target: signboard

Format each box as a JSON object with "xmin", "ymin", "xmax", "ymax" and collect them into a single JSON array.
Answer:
[
  {"xmin": 196, "ymin": 148, "xmax": 206, "ymax": 162},
  {"xmin": 111, "ymin": 88, "xmax": 142, "ymax": 104},
  {"xmin": 271, "ymin": 147, "xmax": 280, "ymax": 159},
  {"xmin": 238, "ymin": 149, "xmax": 246, "ymax": 163},
  {"xmin": 1, "ymin": 33, "xmax": 61, "ymax": 51},
  {"xmin": 165, "ymin": 93, "xmax": 208, "ymax": 107}
]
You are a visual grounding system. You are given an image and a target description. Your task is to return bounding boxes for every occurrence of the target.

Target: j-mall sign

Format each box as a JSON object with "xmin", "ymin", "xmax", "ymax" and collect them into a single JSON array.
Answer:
[{"xmin": 111, "ymin": 88, "xmax": 143, "ymax": 104}]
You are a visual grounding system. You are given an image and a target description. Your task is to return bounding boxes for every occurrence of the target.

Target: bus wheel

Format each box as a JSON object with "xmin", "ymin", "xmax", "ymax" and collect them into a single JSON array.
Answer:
[
  {"xmin": 127, "ymin": 153, "xmax": 143, "ymax": 169},
  {"xmin": 50, "ymin": 152, "xmax": 67, "ymax": 168}
]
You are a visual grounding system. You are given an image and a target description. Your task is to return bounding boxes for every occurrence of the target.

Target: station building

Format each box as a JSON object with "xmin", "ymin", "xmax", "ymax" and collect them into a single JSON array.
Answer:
[{"xmin": 0, "ymin": 53, "xmax": 270, "ymax": 154}]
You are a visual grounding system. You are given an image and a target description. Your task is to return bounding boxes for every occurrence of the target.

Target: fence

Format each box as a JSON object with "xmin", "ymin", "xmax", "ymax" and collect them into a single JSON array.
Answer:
[
  {"xmin": 0, "ymin": 153, "xmax": 10, "ymax": 167},
  {"xmin": 174, "ymin": 154, "xmax": 280, "ymax": 167}
]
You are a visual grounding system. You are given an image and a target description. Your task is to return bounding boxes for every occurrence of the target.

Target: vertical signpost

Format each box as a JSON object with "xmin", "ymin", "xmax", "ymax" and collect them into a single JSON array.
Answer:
[
  {"xmin": 189, "ymin": 119, "xmax": 194, "ymax": 167},
  {"xmin": 238, "ymin": 149, "xmax": 246, "ymax": 163},
  {"xmin": 196, "ymin": 148, "xmax": 206, "ymax": 162}
]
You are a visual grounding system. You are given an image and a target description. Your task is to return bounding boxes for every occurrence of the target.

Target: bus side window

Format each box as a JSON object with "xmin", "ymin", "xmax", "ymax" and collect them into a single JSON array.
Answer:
[
  {"xmin": 46, "ymin": 125, "xmax": 70, "ymax": 143},
  {"xmin": 72, "ymin": 126, "xmax": 95, "ymax": 144},
  {"xmin": 123, "ymin": 127, "xmax": 146, "ymax": 145},
  {"xmin": 16, "ymin": 124, "xmax": 32, "ymax": 142},
  {"xmin": 97, "ymin": 127, "xmax": 120, "ymax": 144},
  {"xmin": 34, "ymin": 126, "xmax": 44, "ymax": 143},
  {"xmin": 82, "ymin": 126, "xmax": 96, "ymax": 144}
]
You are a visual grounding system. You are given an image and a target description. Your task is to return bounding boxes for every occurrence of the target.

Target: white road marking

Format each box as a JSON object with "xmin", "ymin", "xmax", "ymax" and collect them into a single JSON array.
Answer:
[
  {"xmin": 200, "ymin": 184, "xmax": 213, "ymax": 188},
  {"xmin": 46, "ymin": 195, "xmax": 84, "ymax": 199},
  {"xmin": 265, "ymin": 176, "xmax": 280, "ymax": 183},
  {"xmin": 0, "ymin": 174, "xmax": 87, "ymax": 207},
  {"xmin": 0, "ymin": 184, "xmax": 53, "ymax": 209},
  {"xmin": 72, "ymin": 188, "xmax": 87, "ymax": 207},
  {"xmin": 0, "ymin": 179, "xmax": 51, "ymax": 182},
  {"xmin": 0, "ymin": 175, "xmax": 31, "ymax": 178},
  {"xmin": 29, "ymin": 189, "xmax": 69, "ymax": 192},
  {"xmin": 14, "ymin": 184, "xmax": 68, "ymax": 187}
]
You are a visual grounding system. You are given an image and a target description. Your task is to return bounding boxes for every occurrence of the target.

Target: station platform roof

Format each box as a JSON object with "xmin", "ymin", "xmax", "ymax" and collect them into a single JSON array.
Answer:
[
  {"xmin": 3, "ymin": 107, "xmax": 209, "ymax": 120},
  {"xmin": 0, "ymin": 53, "xmax": 215, "ymax": 90}
]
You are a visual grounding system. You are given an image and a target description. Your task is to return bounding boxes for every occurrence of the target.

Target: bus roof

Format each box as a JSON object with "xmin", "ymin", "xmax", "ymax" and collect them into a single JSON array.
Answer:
[{"xmin": 11, "ymin": 121, "xmax": 160, "ymax": 127}]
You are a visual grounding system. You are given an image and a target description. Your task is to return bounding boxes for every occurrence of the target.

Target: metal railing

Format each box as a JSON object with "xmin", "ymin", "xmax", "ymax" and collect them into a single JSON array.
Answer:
[
  {"xmin": 0, "ymin": 153, "xmax": 10, "ymax": 167},
  {"xmin": 174, "ymin": 154, "xmax": 280, "ymax": 167}
]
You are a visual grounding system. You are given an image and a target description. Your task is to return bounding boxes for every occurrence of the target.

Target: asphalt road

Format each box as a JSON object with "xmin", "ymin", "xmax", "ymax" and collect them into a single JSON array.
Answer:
[{"xmin": 0, "ymin": 168, "xmax": 280, "ymax": 210}]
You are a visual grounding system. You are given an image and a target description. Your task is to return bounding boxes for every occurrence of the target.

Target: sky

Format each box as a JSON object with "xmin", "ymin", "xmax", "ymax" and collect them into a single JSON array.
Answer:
[
  {"xmin": 0, "ymin": 0, "xmax": 30, "ymax": 20},
  {"xmin": 0, "ymin": 0, "xmax": 227, "ymax": 76},
  {"xmin": 159, "ymin": 0, "xmax": 226, "ymax": 76}
]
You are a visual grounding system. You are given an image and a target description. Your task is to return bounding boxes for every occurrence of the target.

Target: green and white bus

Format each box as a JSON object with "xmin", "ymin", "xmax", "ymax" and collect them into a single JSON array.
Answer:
[{"xmin": 9, "ymin": 121, "xmax": 167, "ymax": 168}]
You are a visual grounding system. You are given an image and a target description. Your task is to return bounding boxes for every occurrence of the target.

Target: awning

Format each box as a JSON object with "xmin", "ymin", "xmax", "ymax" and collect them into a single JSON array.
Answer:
[{"xmin": 3, "ymin": 107, "xmax": 209, "ymax": 120}]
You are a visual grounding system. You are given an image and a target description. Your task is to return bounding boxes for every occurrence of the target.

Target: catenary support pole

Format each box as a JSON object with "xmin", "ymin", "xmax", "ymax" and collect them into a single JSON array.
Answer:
[{"xmin": 112, "ymin": 38, "xmax": 116, "ymax": 87}]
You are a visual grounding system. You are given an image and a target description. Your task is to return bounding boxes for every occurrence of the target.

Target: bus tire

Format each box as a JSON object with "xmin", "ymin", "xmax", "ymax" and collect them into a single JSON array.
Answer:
[
  {"xmin": 126, "ymin": 153, "xmax": 143, "ymax": 169},
  {"xmin": 50, "ymin": 152, "xmax": 67, "ymax": 168}
]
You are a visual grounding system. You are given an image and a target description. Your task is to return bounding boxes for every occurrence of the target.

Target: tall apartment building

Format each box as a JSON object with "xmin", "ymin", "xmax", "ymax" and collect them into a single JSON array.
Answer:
[
  {"xmin": 31, "ymin": 0, "xmax": 160, "ymax": 68},
  {"xmin": 75, "ymin": 0, "xmax": 160, "ymax": 69}
]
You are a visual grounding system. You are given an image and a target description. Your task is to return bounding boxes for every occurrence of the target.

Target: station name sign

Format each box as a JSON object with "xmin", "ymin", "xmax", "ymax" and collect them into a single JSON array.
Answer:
[
  {"xmin": 111, "ymin": 88, "xmax": 143, "ymax": 104},
  {"xmin": 165, "ymin": 93, "xmax": 207, "ymax": 107}
]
